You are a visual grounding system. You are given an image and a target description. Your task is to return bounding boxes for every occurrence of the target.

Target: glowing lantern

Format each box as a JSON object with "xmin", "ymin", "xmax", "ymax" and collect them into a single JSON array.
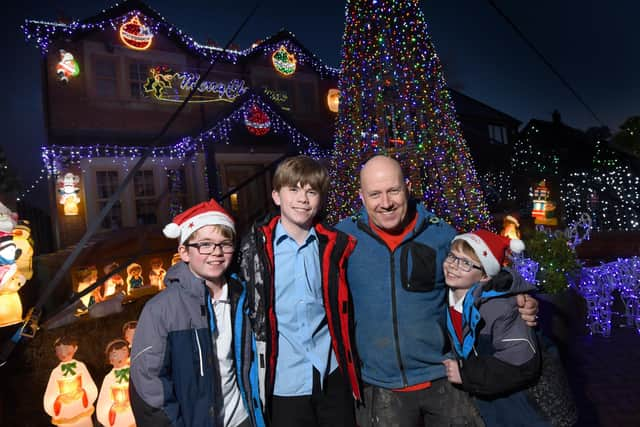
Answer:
[
  {"xmin": 97, "ymin": 339, "xmax": 134, "ymax": 427},
  {"xmin": 500, "ymin": 215, "xmax": 521, "ymax": 240},
  {"xmin": 244, "ymin": 104, "xmax": 271, "ymax": 136},
  {"xmin": 271, "ymin": 45, "xmax": 296, "ymax": 76},
  {"xmin": 119, "ymin": 15, "xmax": 154, "ymax": 51},
  {"xmin": 57, "ymin": 173, "xmax": 81, "ymax": 216},
  {"xmin": 327, "ymin": 88, "xmax": 340, "ymax": 113},
  {"xmin": 531, "ymin": 180, "xmax": 558, "ymax": 226},
  {"xmin": 43, "ymin": 336, "xmax": 98, "ymax": 427},
  {"xmin": 56, "ymin": 50, "xmax": 80, "ymax": 83}
]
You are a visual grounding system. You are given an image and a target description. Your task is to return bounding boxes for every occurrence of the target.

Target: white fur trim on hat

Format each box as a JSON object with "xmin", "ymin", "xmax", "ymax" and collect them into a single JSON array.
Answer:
[
  {"xmin": 452, "ymin": 233, "xmax": 501, "ymax": 277},
  {"xmin": 163, "ymin": 222, "xmax": 181, "ymax": 239},
  {"xmin": 177, "ymin": 211, "xmax": 234, "ymax": 244},
  {"xmin": 510, "ymin": 238, "xmax": 525, "ymax": 254}
]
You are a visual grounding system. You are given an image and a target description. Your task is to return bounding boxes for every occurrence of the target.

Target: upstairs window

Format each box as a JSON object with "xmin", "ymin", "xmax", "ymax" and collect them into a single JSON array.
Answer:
[
  {"xmin": 94, "ymin": 58, "xmax": 118, "ymax": 98},
  {"xmin": 95, "ymin": 171, "xmax": 122, "ymax": 230},
  {"xmin": 129, "ymin": 62, "xmax": 150, "ymax": 99},
  {"xmin": 134, "ymin": 170, "xmax": 157, "ymax": 225},
  {"xmin": 488, "ymin": 124, "xmax": 508, "ymax": 144}
]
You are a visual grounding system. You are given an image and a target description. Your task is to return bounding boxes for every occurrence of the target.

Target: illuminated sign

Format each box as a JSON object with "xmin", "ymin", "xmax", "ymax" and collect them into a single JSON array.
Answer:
[
  {"xmin": 119, "ymin": 16, "xmax": 154, "ymax": 51},
  {"xmin": 144, "ymin": 66, "xmax": 248, "ymax": 103},
  {"xmin": 263, "ymin": 87, "xmax": 290, "ymax": 110}
]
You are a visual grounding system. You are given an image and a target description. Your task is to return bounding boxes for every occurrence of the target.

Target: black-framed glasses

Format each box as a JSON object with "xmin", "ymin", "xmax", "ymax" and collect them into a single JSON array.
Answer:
[
  {"xmin": 445, "ymin": 252, "xmax": 482, "ymax": 273},
  {"xmin": 185, "ymin": 241, "xmax": 235, "ymax": 255}
]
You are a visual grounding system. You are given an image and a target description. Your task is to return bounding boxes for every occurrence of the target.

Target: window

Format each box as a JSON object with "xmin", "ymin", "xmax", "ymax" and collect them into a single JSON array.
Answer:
[
  {"xmin": 134, "ymin": 170, "xmax": 157, "ymax": 225},
  {"xmin": 96, "ymin": 171, "xmax": 122, "ymax": 230},
  {"xmin": 129, "ymin": 62, "xmax": 150, "ymax": 99},
  {"xmin": 296, "ymin": 81, "xmax": 317, "ymax": 115},
  {"xmin": 167, "ymin": 168, "xmax": 188, "ymax": 217},
  {"xmin": 94, "ymin": 58, "xmax": 118, "ymax": 98},
  {"xmin": 488, "ymin": 124, "xmax": 508, "ymax": 144}
]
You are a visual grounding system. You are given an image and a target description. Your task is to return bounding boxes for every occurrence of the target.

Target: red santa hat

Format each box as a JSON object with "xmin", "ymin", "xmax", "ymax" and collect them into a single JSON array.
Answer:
[
  {"xmin": 163, "ymin": 199, "xmax": 235, "ymax": 244},
  {"xmin": 452, "ymin": 229, "xmax": 525, "ymax": 277}
]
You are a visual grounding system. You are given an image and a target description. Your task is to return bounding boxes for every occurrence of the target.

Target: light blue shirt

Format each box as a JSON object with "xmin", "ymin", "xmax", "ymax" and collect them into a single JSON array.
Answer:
[{"xmin": 273, "ymin": 222, "xmax": 338, "ymax": 396}]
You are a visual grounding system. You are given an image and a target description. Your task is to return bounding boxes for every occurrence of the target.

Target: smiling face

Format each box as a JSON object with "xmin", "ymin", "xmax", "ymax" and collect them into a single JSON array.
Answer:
[
  {"xmin": 443, "ymin": 245, "xmax": 488, "ymax": 291},
  {"xmin": 359, "ymin": 156, "xmax": 411, "ymax": 233},
  {"xmin": 272, "ymin": 182, "xmax": 322, "ymax": 236},
  {"xmin": 179, "ymin": 225, "xmax": 234, "ymax": 288}
]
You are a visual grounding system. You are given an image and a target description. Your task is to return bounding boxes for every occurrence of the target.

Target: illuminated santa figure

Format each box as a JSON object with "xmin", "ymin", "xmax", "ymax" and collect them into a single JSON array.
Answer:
[
  {"xmin": 56, "ymin": 50, "xmax": 80, "ymax": 83},
  {"xmin": 57, "ymin": 173, "xmax": 81, "ymax": 216},
  {"xmin": 43, "ymin": 336, "xmax": 98, "ymax": 427},
  {"xmin": 97, "ymin": 339, "xmax": 135, "ymax": 427}
]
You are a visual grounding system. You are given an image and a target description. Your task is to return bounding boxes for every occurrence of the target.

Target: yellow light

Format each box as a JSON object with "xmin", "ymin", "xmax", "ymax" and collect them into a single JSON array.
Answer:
[{"xmin": 327, "ymin": 89, "xmax": 340, "ymax": 113}]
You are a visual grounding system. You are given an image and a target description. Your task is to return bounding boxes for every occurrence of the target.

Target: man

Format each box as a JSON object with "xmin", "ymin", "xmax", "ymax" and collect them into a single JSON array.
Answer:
[{"xmin": 336, "ymin": 155, "xmax": 538, "ymax": 427}]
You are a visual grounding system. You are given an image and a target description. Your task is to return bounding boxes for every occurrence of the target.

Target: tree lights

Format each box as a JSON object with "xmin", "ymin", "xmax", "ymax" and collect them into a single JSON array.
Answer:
[{"xmin": 327, "ymin": 0, "xmax": 490, "ymax": 230}]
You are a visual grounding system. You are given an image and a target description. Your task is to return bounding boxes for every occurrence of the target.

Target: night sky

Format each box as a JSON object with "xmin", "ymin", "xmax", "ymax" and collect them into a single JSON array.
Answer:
[{"xmin": 2, "ymin": 0, "xmax": 638, "ymax": 208}]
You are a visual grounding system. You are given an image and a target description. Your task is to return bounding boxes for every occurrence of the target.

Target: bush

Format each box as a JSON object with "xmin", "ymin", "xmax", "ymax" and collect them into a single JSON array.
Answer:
[{"xmin": 524, "ymin": 230, "xmax": 581, "ymax": 294}]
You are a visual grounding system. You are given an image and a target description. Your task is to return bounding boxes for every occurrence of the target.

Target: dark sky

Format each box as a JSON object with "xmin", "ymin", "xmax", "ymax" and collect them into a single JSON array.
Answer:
[{"xmin": 2, "ymin": 0, "xmax": 638, "ymax": 206}]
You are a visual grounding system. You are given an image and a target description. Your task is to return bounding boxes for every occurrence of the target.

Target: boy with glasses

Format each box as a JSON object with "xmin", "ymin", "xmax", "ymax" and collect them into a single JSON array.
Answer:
[
  {"xmin": 442, "ymin": 229, "xmax": 549, "ymax": 426},
  {"xmin": 130, "ymin": 199, "xmax": 265, "ymax": 427}
]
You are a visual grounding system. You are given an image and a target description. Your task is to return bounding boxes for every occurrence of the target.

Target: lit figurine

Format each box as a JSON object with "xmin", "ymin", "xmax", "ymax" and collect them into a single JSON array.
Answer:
[
  {"xmin": 43, "ymin": 336, "xmax": 98, "ymax": 427},
  {"xmin": 74, "ymin": 266, "xmax": 98, "ymax": 309},
  {"xmin": 500, "ymin": 215, "xmax": 521, "ymax": 240},
  {"xmin": 97, "ymin": 339, "xmax": 135, "ymax": 427},
  {"xmin": 0, "ymin": 231, "xmax": 26, "ymax": 327},
  {"xmin": 103, "ymin": 262, "xmax": 126, "ymax": 298},
  {"xmin": 126, "ymin": 263, "xmax": 143, "ymax": 292},
  {"xmin": 13, "ymin": 220, "xmax": 34, "ymax": 280},
  {"xmin": 148, "ymin": 257, "xmax": 166, "ymax": 290},
  {"xmin": 122, "ymin": 321, "xmax": 137, "ymax": 349},
  {"xmin": 56, "ymin": 50, "xmax": 80, "ymax": 83}
]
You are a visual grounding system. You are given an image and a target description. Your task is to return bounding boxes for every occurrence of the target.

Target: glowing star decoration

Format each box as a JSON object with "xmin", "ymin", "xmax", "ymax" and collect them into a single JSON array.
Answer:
[
  {"xmin": 119, "ymin": 15, "xmax": 153, "ymax": 51},
  {"xmin": 532, "ymin": 180, "xmax": 558, "ymax": 226},
  {"xmin": 57, "ymin": 172, "xmax": 81, "ymax": 216},
  {"xmin": 244, "ymin": 104, "xmax": 271, "ymax": 136},
  {"xmin": 56, "ymin": 50, "xmax": 80, "ymax": 83},
  {"xmin": 327, "ymin": 88, "xmax": 340, "ymax": 113},
  {"xmin": 271, "ymin": 45, "xmax": 296, "ymax": 76},
  {"xmin": 43, "ymin": 337, "xmax": 98, "ymax": 427}
]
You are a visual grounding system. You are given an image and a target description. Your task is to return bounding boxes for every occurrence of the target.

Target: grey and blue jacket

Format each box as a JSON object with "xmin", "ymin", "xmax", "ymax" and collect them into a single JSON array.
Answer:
[
  {"xmin": 447, "ymin": 269, "xmax": 547, "ymax": 426},
  {"xmin": 336, "ymin": 201, "xmax": 456, "ymax": 389},
  {"xmin": 129, "ymin": 261, "xmax": 265, "ymax": 427}
]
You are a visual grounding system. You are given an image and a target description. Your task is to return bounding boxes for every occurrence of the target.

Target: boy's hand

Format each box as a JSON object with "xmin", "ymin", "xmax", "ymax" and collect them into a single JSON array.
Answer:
[
  {"xmin": 517, "ymin": 294, "xmax": 539, "ymax": 327},
  {"xmin": 442, "ymin": 359, "xmax": 462, "ymax": 384}
]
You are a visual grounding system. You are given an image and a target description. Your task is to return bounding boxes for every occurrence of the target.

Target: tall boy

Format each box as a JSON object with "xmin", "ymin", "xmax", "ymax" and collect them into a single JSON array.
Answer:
[
  {"xmin": 130, "ymin": 199, "xmax": 264, "ymax": 427},
  {"xmin": 442, "ymin": 229, "xmax": 548, "ymax": 426},
  {"xmin": 239, "ymin": 156, "xmax": 360, "ymax": 427}
]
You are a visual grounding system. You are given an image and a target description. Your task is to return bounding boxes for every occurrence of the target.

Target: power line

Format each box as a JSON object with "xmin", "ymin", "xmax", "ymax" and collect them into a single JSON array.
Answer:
[{"xmin": 487, "ymin": 0, "xmax": 604, "ymax": 126}]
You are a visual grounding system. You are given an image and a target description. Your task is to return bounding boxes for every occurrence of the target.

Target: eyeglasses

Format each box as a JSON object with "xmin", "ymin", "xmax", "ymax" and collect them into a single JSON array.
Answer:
[
  {"xmin": 445, "ymin": 252, "xmax": 482, "ymax": 273},
  {"xmin": 184, "ymin": 241, "xmax": 235, "ymax": 255}
]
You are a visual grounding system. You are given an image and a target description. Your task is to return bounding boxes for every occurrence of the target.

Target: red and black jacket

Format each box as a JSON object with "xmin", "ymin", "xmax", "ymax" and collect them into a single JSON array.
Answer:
[{"xmin": 238, "ymin": 214, "xmax": 362, "ymax": 415}]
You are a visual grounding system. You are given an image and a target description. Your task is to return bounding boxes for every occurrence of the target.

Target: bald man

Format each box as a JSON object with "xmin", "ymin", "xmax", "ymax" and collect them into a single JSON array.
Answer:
[{"xmin": 336, "ymin": 155, "xmax": 537, "ymax": 427}]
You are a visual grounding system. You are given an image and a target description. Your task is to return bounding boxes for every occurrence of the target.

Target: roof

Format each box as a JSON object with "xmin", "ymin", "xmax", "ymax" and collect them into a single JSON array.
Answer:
[{"xmin": 449, "ymin": 89, "xmax": 521, "ymax": 127}]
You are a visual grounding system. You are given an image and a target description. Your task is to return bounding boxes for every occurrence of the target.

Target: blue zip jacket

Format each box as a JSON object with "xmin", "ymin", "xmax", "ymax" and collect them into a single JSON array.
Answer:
[
  {"xmin": 130, "ymin": 261, "xmax": 265, "ymax": 427},
  {"xmin": 337, "ymin": 201, "xmax": 456, "ymax": 389}
]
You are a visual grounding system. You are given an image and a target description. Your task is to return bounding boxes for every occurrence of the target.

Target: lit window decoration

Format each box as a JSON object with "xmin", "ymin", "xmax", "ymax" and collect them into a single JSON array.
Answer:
[
  {"xmin": 327, "ymin": 88, "xmax": 340, "ymax": 113},
  {"xmin": 244, "ymin": 104, "xmax": 271, "ymax": 136},
  {"xmin": 119, "ymin": 15, "xmax": 153, "ymax": 51},
  {"xmin": 531, "ymin": 180, "xmax": 558, "ymax": 226},
  {"xmin": 44, "ymin": 337, "xmax": 98, "ymax": 426},
  {"xmin": 55, "ymin": 49, "xmax": 79, "ymax": 83},
  {"xmin": 57, "ymin": 172, "xmax": 81, "ymax": 216},
  {"xmin": 271, "ymin": 45, "xmax": 297, "ymax": 76}
]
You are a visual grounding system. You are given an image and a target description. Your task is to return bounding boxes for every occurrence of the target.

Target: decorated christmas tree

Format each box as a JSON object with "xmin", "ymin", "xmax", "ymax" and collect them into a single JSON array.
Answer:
[{"xmin": 327, "ymin": 0, "xmax": 491, "ymax": 230}]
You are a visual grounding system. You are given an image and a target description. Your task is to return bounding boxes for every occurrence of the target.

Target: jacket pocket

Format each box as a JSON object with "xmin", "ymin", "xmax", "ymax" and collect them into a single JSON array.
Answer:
[{"xmin": 400, "ymin": 242, "xmax": 436, "ymax": 292}]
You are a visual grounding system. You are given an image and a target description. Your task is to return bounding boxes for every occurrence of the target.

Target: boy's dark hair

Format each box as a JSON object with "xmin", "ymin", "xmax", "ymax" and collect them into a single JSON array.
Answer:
[
  {"xmin": 272, "ymin": 156, "xmax": 330, "ymax": 199},
  {"xmin": 104, "ymin": 338, "xmax": 130, "ymax": 362},
  {"xmin": 54, "ymin": 335, "xmax": 79, "ymax": 347}
]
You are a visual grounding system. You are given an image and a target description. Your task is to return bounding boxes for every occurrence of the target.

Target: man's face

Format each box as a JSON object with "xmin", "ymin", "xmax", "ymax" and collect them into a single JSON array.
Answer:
[
  {"xmin": 272, "ymin": 182, "xmax": 321, "ymax": 235},
  {"xmin": 179, "ymin": 226, "xmax": 234, "ymax": 287},
  {"xmin": 359, "ymin": 159, "xmax": 410, "ymax": 233}
]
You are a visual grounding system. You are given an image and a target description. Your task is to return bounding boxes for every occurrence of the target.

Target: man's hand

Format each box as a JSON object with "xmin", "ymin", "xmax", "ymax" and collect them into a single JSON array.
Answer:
[{"xmin": 517, "ymin": 293, "xmax": 539, "ymax": 327}]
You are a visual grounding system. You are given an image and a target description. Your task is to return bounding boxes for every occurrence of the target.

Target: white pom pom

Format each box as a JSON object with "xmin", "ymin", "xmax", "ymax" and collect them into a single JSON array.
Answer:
[
  {"xmin": 510, "ymin": 238, "xmax": 525, "ymax": 254},
  {"xmin": 163, "ymin": 222, "xmax": 181, "ymax": 239}
]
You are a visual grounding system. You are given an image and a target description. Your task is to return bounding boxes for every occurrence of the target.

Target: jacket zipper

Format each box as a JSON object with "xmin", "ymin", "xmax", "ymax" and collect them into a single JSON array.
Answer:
[{"xmin": 194, "ymin": 328, "xmax": 204, "ymax": 377}]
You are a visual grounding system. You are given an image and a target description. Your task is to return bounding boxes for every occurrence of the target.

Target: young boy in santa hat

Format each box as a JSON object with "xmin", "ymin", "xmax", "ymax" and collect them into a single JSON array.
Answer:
[
  {"xmin": 441, "ymin": 229, "xmax": 549, "ymax": 426},
  {"xmin": 129, "ymin": 199, "xmax": 264, "ymax": 427}
]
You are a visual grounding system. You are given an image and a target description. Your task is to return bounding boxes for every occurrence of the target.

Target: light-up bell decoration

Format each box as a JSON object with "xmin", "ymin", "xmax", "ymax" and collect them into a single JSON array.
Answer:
[
  {"xmin": 119, "ymin": 15, "xmax": 153, "ymax": 51},
  {"xmin": 44, "ymin": 341, "xmax": 98, "ymax": 427},
  {"xmin": 244, "ymin": 104, "xmax": 271, "ymax": 136},
  {"xmin": 271, "ymin": 45, "xmax": 296, "ymax": 76},
  {"xmin": 57, "ymin": 173, "xmax": 81, "ymax": 216},
  {"xmin": 532, "ymin": 180, "xmax": 558, "ymax": 226},
  {"xmin": 56, "ymin": 50, "xmax": 80, "ymax": 83},
  {"xmin": 327, "ymin": 88, "xmax": 340, "ymax": 113}
]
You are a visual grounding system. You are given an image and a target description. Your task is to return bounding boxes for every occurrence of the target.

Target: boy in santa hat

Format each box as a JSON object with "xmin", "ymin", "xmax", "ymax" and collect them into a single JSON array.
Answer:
[
  {"xmin": 129, "ymin": 199, "xmax": 264, "ymax": 427},
  {"xmin": 441, "ymin": 230, "xmax": 549, "ymax": 426}
]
